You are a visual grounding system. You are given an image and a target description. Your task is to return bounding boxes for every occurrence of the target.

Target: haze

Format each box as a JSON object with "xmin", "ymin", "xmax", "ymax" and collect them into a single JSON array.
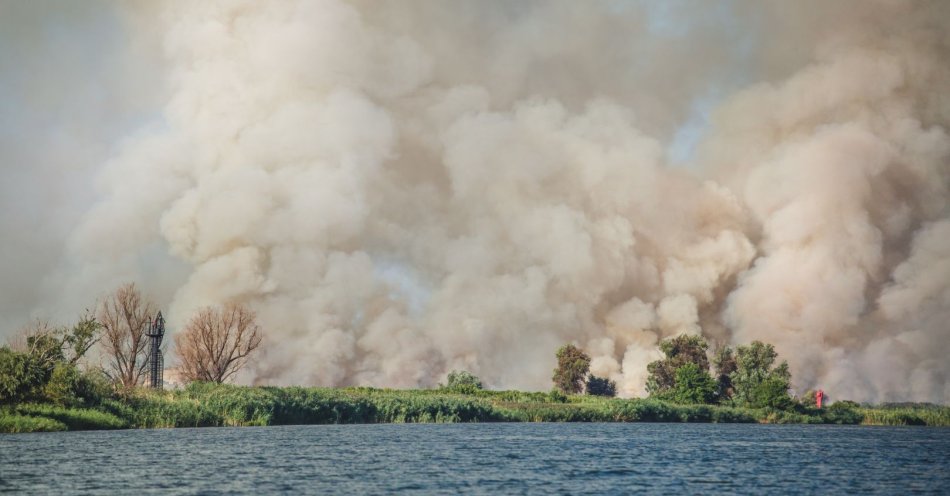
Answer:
[{"xmin": 1, "ymin": 0, "xmax": 947, "ymax": 403}]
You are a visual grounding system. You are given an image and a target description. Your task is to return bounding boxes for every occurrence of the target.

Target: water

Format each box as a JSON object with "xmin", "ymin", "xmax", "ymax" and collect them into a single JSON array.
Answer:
[{"xmin": 1, "ymin": 423, "xmax": 948, "ymax": 494}]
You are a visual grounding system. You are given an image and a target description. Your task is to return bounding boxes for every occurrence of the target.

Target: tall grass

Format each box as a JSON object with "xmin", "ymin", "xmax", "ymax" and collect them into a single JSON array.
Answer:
[
  {"xmin": 3, "ymin": 382, "xmax": 949, "ymax": 432},
  {"xmin": 860, "ymin": 406, "xmax": 950, "ymax": 426},
  {"xmin": 0, "ymin": 412, "xmax": 67, "ymax": 433},
  {"xmin": 11, "ymin": 404, "xmax": 126, "ymax": 430}
]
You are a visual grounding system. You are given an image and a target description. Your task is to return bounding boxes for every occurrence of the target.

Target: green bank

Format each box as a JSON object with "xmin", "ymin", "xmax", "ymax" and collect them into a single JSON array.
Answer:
[{"xmin": 3, "ymin": 382, "xmax": 948, "ymax": 433}]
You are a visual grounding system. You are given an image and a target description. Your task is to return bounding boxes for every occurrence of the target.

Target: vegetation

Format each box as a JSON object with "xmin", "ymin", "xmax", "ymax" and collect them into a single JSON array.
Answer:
[
  {"xmin": 646, "ymin": 335, "xmax": 710, "ymax": 397},
  {"xmin": 641, "ymin": 335, "xmax": 795, "ymax": 412},
  {"xmin": 585, "ymin": 376, "xmax": 617, "ymax": 397},
  {"xmin": 442, "ymin": 370, "xmax": 483, "ymax": 394},
  {"xmin": 0, "ymin": 412, "xmax": 67, "ymax": 433},
  {"xmin": 1, "ymin": 283, "xmax": 948, "ymax": 433},
  {"xmin": 0, "ymin": 315, "xmax": 106, "ymax": 407},
  {"xmin": 859, "ymin": 403, "xmax": 950, "ymax": 426},
  {"xmin": 665, "ymin": 363, "xmax": 717, "ymax": 405},
  {"xmin": 712, "ymin": 345, "xmax": 737, "ymax": 399},
  {"xmin": 98, "ymin": 283, "xmax": 157, "ymax": 388},
  {"xmin": 552, "ymin": 345, "xmax": 590, "ymax": 394},
  {"xmin": 175, "ymin": 304, "xmax": 263, "ymax": 383},
  {"xmin": 730, "ymin": 341, "xmax": 793, "ymax": 409},
  {"xmin": 4, "ymin": 382, "xmax": 945, "ymax": 433}
]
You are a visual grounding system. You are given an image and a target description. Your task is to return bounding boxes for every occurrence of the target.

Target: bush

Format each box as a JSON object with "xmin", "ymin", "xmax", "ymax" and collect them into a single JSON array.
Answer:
[
  {"xmin": 0, "ymin": 315, "xmax": 105, "ymax": 406},
  {"xmin": 586, "ymin": 376, "xmax": 617, "ymax": 397},
  {"xmin": 547, "ymin": 389, "xmax": 568, "ymax": 403},
  {"xmin": 42, "ymin": 363, "xmax": 81, "ymax": 406},
  {"xmin": 0, "ymin": 347, "xmax": 47, "ymax": 403},
  {"xmin": 711, "ymin": 407, "xmax": 758, "ymax": 423},
  {"xmin": 73, "ymin": 369, "xmax": 115, "ymax": 406},
  {"xmin": 444, "ymin": 370, "xmax": 483, "ymax": 394},
  {"xmin": 821, "ymin": 402, "xmax": 862, "ymax": 424}
]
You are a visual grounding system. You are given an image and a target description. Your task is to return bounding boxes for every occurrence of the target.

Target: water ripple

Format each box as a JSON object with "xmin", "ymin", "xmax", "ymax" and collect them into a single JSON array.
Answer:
[{"xmin": 1, "ymin": 424, "xmax": 948, "ymax": 494}]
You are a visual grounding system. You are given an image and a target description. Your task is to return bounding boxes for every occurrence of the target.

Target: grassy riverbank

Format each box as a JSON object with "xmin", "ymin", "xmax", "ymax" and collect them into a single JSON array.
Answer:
[{"xmin": 2, "ymin": 382, "xmax": 949, "ymax": 432}]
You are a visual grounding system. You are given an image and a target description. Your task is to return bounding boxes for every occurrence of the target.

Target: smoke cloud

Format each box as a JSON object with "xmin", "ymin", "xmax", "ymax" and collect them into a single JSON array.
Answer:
[{"xmin": 2, "ymin": 0, "xmax": 948, "ymax": 402}]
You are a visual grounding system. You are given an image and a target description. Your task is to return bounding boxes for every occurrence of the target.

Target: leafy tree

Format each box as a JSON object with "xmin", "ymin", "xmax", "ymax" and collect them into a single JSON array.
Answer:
[
  {"xmin": 731, "ymin": 341, "xmax": 793, "ymax": 409},
  {"xmin": 42, "ymin": 362, "xmax": 82, "ymax": 406},
  {"xmin": 0, "ymin": 314, "xmax": 103, "ymax": 405},
  {"xmin": 646, "ymin": 334, "xmax": 710, "ymax": 397},
  {"xmin": 444, "ymin": 370, "xmax": 483, "ymax": 393},
  {"xmin": 668, "ymin": 363, "xmax": 717, "ymax": 404},
  {"xmin": 712, "ymin": 345, "xmax": 737, "ymax": 401},
  {"xmin": 0, "ymin": 346, "xmax": 47, "ymax": 403},
  {"xmin": 586, "ymin": 375, "xmax": 617, "ymax": 397},
  {"xmin": 63, "ymin": 314, "xmax": 101, "ymax": 365},
  {"xmin": 552, "ymin": 344, "xmax": 590, "ymax": 394}
]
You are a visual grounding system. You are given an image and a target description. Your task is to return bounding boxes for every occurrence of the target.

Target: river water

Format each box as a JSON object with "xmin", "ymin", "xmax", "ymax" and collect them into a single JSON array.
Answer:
[{"xmin": 1, "ymin": 423, "xmax": 948, "ymax": 494}]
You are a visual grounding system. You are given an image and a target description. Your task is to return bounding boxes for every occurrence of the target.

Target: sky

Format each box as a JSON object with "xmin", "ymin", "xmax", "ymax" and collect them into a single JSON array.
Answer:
[{"xmin": 1, "ymin": 0, "xmax": 948, "ymax": 403}]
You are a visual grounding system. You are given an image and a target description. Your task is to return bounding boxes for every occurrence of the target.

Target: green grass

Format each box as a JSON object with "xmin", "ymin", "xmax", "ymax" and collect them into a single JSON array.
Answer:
[
  {"xmin": 859, "ymin": 405, "xmax": 950, "ymax": 426},
  {"xmin": 11, "ymin": 404, "xmax": 126, "ymax": 430},
  {"xmin": 3, "ymin": 383, "xmax": 948, "ymax": 432},
  {"xmin": 0, "ymin": 412, "xmax": 67, "ymax": 433}
]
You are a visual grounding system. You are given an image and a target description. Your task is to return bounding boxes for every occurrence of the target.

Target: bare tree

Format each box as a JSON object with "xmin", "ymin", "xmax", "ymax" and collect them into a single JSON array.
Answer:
[
  {"xmin": 98, "ymin": 283, "xmax": 156, "ymax": 388},
  {"xmin": 175, "ymin": 304, "xmax": 263, "ymax": 383}
]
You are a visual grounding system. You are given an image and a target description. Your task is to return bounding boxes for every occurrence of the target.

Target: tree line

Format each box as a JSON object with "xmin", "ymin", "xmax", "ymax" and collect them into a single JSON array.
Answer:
[
  {"xmin": 3, "ymin": 282, "xmax": 823, "ymax": 412},
  {"xmin": 549, "ymin": 335, "xmax": 818, "ymax": 410},
  {"xmin": 0, "ymin": 283, "xmax": 263, "ymax": 407}
]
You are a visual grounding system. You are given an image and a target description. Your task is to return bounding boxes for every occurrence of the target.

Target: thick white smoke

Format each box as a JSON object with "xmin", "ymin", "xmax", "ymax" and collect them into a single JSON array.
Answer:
[{"xmin": 3, "ymin": 0, "xmax": 948, "ymax": 401}]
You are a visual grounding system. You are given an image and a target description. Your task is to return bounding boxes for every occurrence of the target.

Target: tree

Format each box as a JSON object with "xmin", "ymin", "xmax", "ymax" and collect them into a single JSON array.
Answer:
[
  {"xmin": 731, "ymin": 341, "xmax": 792, "ymax": 409},
  {"xmin": 668, "ymin": 363, "xmax": 717, "ymax": 404},
  {"xmin": 1, "ymin": 314, "xmax": 104, "ymax": 405},
  {"xmin": 552, "ymin": 344, "xmax": 590, "ymax": 394},
  {"xmin": 98, "ymin": 283, "xmax": 156, "ymax": 388},
  {"xmin": 712, "ymin": 345, "xmax": 737, "ymax": 401},
  {"xmin": 0, "ymin": 346, "xmax": 47, "ymax": 403},
  {"xmin": 176, "ymin": 304, "xmax": 263, "ymax": 383},
  {"xmin": 444, "ymin": 370, "xmax": 483, "ymax": 393},
  {"xmin": 586, "ymin": 375, "xmax": 617, "ymax": 397},
  {"xmin": 646, "ymin": 334, "xmax": 710, "ymax": 396},
  {"xmin": 63, "ymin": 313, "xmax": 101, "ymax": 365}
]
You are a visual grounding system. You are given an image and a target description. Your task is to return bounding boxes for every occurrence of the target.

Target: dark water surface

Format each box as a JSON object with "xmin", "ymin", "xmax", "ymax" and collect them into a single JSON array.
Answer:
[{"xmin": 1, "ymin": 423, "xmax": 948, "ymax": 494}]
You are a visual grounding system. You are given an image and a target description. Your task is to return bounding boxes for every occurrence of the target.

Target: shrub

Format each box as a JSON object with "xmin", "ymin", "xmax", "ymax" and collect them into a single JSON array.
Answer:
[
  {"xmin": 444, "ymin": 370, "xmax": 483, "ymax": 394},
  {"xmin": 547, "ymin": 389, "xmax": 568, "ymax": 403},
  {"xmin": 586, "ymin": 376, "xmax": 617, "ymax": 397},
  {"xmin": 0, "ymin": 347, "xmax": 46, "ymax": 403},
  {"xmin": 42, "ymin": 363, "xmax": 81, "ymax": 406},
  {"xmin": 821, "ymin": 402, "xmax": 862, "ymax": 424}
]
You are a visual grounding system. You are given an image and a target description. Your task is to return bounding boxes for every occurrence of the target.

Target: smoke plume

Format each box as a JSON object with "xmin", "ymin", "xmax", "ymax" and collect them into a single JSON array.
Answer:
[{"xmin": 2, "ymin": 0, "xmax": 948, "ymax": 402}]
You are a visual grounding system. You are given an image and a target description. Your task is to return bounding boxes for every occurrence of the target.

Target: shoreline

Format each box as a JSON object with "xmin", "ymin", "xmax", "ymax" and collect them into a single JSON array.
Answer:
[{"xmin": 3, "ymin": 383, "xmax": 948, "ymax": 433}]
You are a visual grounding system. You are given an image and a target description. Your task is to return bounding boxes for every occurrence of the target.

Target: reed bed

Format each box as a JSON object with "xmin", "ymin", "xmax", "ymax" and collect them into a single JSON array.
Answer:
[{"xmin": 3, "ymin": 383, "xmax": 948, "ymax": 432}]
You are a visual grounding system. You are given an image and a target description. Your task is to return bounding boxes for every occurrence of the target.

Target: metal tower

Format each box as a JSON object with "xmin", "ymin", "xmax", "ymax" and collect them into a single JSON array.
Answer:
[{"xmin": 145, "ymin": 312, "xmax": 165, "ymax": 389}]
